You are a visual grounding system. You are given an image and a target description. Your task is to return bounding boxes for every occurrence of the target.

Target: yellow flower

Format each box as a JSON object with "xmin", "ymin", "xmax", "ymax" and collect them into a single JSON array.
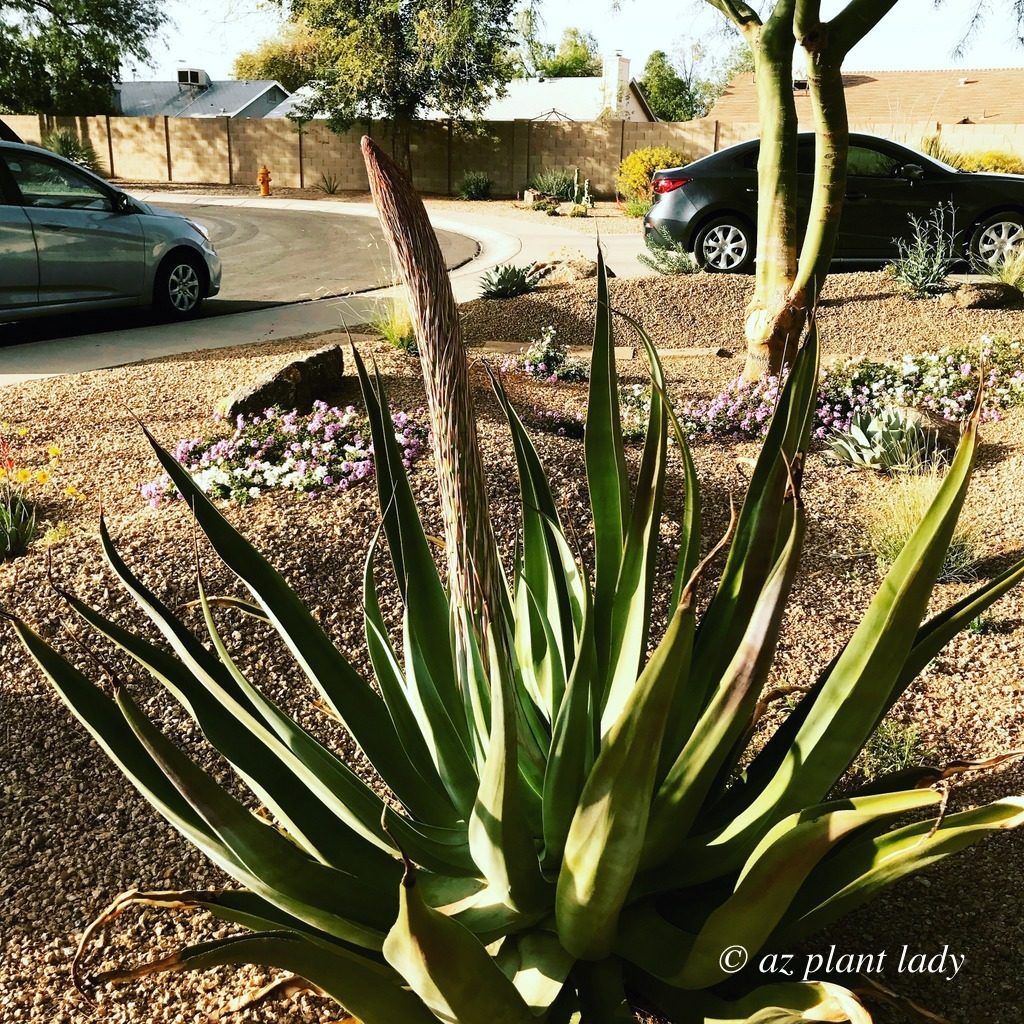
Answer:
[
  {"xmin": 47, "ymin": 445, "xmax": 61, "ymax": 458},
  {"xmin": 14, "ymin": 468, "xmax": 30, "ymax": 483},
  {"xmin": 64, "ymin": 484, "xmax": 79, "ymax": 497},
  {"xmin": 16, "ymin": 427, "xmax": 28, "ymax": 437},
  {"xmin": 0, "ymin": 468, "xmax": 6, "ymax": 480},
  {"xmin": 34, "ymin": 469, "xmax": 50, "ymax": 485}
]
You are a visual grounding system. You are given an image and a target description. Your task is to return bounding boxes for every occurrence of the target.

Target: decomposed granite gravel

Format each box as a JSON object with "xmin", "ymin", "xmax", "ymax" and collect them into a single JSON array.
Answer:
[{"xmin": 2, "ymin": 279, "xmax": 1023, "ymax": 1024}]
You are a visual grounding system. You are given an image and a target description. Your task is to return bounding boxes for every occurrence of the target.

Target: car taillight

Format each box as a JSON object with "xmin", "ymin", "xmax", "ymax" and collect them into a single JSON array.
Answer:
[{"xmin": 652, "ymin": 176, "xmax": 690, "ymax": 194}]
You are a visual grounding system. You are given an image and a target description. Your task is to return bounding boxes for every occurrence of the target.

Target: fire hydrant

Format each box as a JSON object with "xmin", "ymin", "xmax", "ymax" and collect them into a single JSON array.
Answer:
[{"xmin": 257, "ymin": 164, "xmax": 272, "ymax": 197}]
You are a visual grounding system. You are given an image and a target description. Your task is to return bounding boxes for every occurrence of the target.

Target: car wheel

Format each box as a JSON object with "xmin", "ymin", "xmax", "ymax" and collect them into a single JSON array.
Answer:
[
  {"xmin": 694, "ymin": 216, "xmax": 755, "ymax": 273},
  {"xmin": 155, "ymin": 252, "xmax": 205, "ymax": 318},
  {"xmin": 970, "ymin": 213, "xmax": 1024, "ymax": 268}
]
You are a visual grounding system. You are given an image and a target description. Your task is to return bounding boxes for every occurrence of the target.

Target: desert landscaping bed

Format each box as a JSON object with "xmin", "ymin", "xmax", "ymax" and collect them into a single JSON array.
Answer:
[{"xmin": 2, "ymin": 282, "xmax": 1024, "ymax": 1022}]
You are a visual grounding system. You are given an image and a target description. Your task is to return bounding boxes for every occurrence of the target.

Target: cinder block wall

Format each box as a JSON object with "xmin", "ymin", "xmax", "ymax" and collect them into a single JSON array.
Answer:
[{"xmin": 6, "ymin": 114, "xmax": 1024, "ymax": 197}]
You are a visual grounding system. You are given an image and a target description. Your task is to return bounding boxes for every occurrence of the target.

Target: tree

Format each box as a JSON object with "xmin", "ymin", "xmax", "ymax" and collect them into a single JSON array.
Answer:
[
  {"xmin": 640, "ymin": 51, "xmax": 697, "ymax": 121},
  {"xmin": 535, "ymin": 27, "xmax": 602, "ymax": 78},
  {"xmin": 284, "ymin": 0, "xmax": 518, "ymax": 166},
  {"xmin": 233, "ymin": 21, "xmax": 322, "ymax": 93},
  {"xmin": 0, "ymin": 0, "xmax": 164, "ymax": 114},
  {"xmin": 703, "ymin": 0, "xmax": 1023, "ymax": 380}
]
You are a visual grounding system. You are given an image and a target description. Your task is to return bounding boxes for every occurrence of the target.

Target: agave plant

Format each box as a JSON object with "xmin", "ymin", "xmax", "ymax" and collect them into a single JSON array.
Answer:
[
  {"xmin": 9, "ymin": 139, "xmax": 1024, "ymax": 1024},
  {"xmin": 828, "ymin": 406, "xmax": 941, "ymax": 473}
]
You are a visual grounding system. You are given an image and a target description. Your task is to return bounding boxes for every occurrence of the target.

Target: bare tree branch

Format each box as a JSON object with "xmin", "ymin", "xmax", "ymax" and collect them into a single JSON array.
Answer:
[
  {"xmin": 829, "ymin": 0, "xmax": 901, "ymax": 56},
  {"xmin": 702, "ymin": 0, "xmax": 763, "ymax": 37}
]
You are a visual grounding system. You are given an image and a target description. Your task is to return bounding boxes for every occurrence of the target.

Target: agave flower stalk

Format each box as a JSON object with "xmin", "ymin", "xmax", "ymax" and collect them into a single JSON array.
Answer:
[{"xmin": 8, "ymin": 152, "xmax": 1024, "ymax": 1024}]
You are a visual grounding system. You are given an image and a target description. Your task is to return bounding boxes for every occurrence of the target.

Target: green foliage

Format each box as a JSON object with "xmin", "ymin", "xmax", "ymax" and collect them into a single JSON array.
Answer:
[
  {"xmin": 40, "ymin": 128, "xmax": 102, "ymax": 174},
  {"xmin": 373, "ymin": 296, "xmax": 418, "ymax": 354},
  {"xmin": 854, "ymin": 719, "xmax": 937, "ymax": 782},
  {"xmin": 921, "ymin": 136, "xmax": 1024, "ymax": 175},
  {"xmin": 617, "ymin": 145, "xmax": 687, "ymax": 201},
  {"xmin": 623, "ymin": 197, "xmax": 653, "ymax": 218},
  {"xmin": 478, "ymin": 263, "xmax": 540, "ymax": 298},
  {"xmin": 530, "ymin": 167, "xmax": 575, "ymax": 199},
  {"xmin": 11, "ymin": 256, "xmax": 1024, "ymax": 1024},
  {"xmin": 530, "ymin": 197, "xmax": 558, "ymax": 213},
  {"xmin": 534, "ymin": 27, "xmax": 601, "ymax": 78},
  {"xmin": 640, "ymin": 50, "xmax": 704, "ymax": 122},
  {"xmin": 233, "ymin": 21, "xmax": 321, "ymax": 93},
  {"xmin": 568, "ymin": 204, "xmax": 589, "ymax": 218},
  {"xmin": 313, "ymin": 171, "xmax": 341, "ymax": 194},
  {"xmin": 827, "ymin": 407, "xmax": 942, "ymax": 474},
  {"xmin": 1, "ymin": 484, "xmax": 36, "ymax": 559},
  {"xmin": 886, "ymin": 203, "xmax": 958, "ymax": 298},
  {"xmin": 287, "ymin": 0, "xmax": 518, "ymax": 131},
  {"xmin": 457, "ymin": 170, "xmax": 492, "ymax": 200},
  {"xmin": 984, "ymin": 246, "xmax": 1024, "ymax": 292},
  {"xmin": 864, "ymin": 467, "xmax": 983, "ymax": 583},
  {"xmin": 0, "ymin": 0, "xmax": 164, "ymax": 114},
  {"xmin": 638, "ymin": 226, "xmax": 699, "ymax": 275}
]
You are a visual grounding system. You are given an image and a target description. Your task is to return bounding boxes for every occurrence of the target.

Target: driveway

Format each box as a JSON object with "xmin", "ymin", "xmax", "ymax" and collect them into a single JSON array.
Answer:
[{"xmin": 0, "ymin": 203, "xmax": 478, "ymax": 346}]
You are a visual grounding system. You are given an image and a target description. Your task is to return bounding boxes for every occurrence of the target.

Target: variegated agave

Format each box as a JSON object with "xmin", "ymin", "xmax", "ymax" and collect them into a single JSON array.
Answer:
[{"xmin": 10, "ymin": 139, "xmax": 1024, "ymax": 1024}]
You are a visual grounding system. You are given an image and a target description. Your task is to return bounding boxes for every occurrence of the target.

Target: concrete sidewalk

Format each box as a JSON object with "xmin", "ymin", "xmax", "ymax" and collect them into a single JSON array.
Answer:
[{"xmin": 0, "ymin": 193, "xmax": 647, "ymax": 385}]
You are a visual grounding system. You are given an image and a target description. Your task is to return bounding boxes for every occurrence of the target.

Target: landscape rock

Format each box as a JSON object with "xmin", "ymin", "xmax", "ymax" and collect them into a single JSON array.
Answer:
[
  {"xmin": 951, "ymin": 281, "xmax": 1022, "ymax": 309},
  {"xmin": 530, "ymin": 256, "xmax": 613, "ymax": 288},
  {"xmin": 219, "ymin": 345, "xmax": 345, "ymax": 418}
]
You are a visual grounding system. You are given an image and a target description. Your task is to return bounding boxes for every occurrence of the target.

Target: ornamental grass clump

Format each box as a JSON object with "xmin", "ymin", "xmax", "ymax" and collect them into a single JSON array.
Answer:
[
  {"xmin": 11, "ymin": 137, "xmax": 1024, "ymax": 1024},
  {"xmin": 139, "ymin": 402, "xmax": 428, "ymax": 507}
]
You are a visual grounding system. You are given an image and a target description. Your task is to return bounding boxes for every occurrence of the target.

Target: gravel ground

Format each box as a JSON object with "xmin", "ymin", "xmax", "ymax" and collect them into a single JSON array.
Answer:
[
  {"xmin": 461, "ymin": 271, "xmax": 1024, "ymax": 359},
  {"xmin": 2, "ymin": 297, "xmax": 1023, "ymax": 1023}
]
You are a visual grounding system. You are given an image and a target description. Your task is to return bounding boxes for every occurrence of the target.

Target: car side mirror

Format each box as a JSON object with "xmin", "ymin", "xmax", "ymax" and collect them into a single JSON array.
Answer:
[
  {"xmin": 113, "ymin": 192, "xmax": 134, "ymax": 214},
  {"xmin": 899, "ymin": 163, "xmax": 925, "ymax": 182}
]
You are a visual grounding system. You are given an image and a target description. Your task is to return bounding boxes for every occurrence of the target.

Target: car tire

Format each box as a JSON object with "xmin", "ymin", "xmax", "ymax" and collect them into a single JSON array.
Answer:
[
  {"xmin": 154, "ymin": 251, "xmax": 205, "ymax": 319},
  {"xmin": 969, "ymin": 213, "xmax": 1024, "ymax": 269},
  {"xmin": 694, "ymin": 215, "xmax": 755, "ymax": 273}
]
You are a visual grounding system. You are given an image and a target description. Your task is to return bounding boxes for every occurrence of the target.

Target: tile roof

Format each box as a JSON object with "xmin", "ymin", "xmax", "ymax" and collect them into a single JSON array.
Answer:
[{"xmin": 708, "ymin": 68, "xmax": 1024, "ymax": 125}]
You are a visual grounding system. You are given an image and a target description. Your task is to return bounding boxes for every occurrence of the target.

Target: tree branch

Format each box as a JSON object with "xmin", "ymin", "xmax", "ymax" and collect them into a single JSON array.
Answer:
[
  {"xmin": 701, "ymin": 0, "xmax": 763, "ymax": 40},
  {"xmin": 794, "ymin": 0, "xmax": 823, "ymax": 45},
  {"xmin": 829, "ymin": 0, "xmax": 901, "ymax": 56}
]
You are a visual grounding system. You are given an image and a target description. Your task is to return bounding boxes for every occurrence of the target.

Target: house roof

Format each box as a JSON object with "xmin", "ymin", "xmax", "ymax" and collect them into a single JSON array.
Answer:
[
  {"xmin": 116, "ymin": 80, "xmax": 287, "ymax": 118},
  {"xmin": 708, "ymin": 68, "xmax": 1024, "ymax": 125},
  {"xmin": 265, "ymin": 78, "xmax": 656, "ymax": 122}
]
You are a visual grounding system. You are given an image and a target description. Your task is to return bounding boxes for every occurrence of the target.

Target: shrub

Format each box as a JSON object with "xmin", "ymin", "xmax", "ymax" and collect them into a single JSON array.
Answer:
[
  {"xmin": 530, "ymin": 197, "xmax": 559, "ymax": 213},
  {"xmin": 41, "ymin": 128, "xmax": 102, "ymax": 174},
  {"xmin": 13, "ymin": 188, "xmax": 1024, "ymax": 1024},
  {"xmin": 1, "ymin": 484, "xmax": 36, "ymax": 559},
  {"xmin": 984, "ymin": 246, "xmax": 1024, "ymax": 292},
  {"xmin": 921, "ymin": 136, "xmax": 1024, "ymax": 175},
  {"xmin": 314, "ymin": 171, "xmax": 341, "ymax": 195},
  {"xmin": 568, "ymin": 203, "xmax": 589, "ymax": 218},
  {"xmin": 638, "ymin": 225, "xmax": 699, "ymax": 275},
  {"xmin": 478, "ymin": 263, "xmax": 541, "ymax": 299},
  {"xmin": 864, "ymin": 467, "xmax": 983, "ymax": 582},
  {"xmin": 139, "ymin": 402, "xmax": 428, "ymax": 507},
  {"xmin": 530, "ymin": 166, "xmax": 575, "ymax": 199},
  {"xmin": 373, "ymin": 295, "xmax": 417, "ymax": 354},
  {"xmin": 457, "ymin": 171, "xmax": 492, "ymax": 200},
  {"xmin": 502, "ymin": 326, "xmax": 589, "ymax": 383},
  {"xmin": 623, "ymin": 197, "xmax": 652, "ymax": 219},
  {"xmin": 617, "ymin": 145, "xmax": 687, "ymax": 201},
  {"xmin": 885, "ymin": 203, "xmax": 958, "ymax": 297},
  {"xmin": 827, "ymin": 407, "xmax": 942, "ymax": 474}
]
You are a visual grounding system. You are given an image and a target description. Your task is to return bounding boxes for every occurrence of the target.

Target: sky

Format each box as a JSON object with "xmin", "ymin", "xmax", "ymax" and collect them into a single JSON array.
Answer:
[{"xmin": 130, "ymin": 0, "xmax": 1024, "ymax": 83}]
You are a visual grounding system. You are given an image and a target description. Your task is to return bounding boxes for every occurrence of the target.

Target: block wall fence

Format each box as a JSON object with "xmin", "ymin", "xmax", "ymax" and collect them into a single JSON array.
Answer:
[{"xmin": 7, "ymin": 113, "xmax": 1024, "ymax": 198}]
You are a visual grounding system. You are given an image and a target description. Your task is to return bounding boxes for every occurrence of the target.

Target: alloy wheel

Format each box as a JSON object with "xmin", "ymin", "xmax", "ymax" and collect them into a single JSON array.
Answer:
[
  {"xmin": 702, "ymin": 224, "xmax": 749, "ymax": 271},
  {"xmin": 167, "ymin": 263, "xmax": 201, "ymax": 312},
  {"xmin": 976, "ymin": 220, "xmax": 1024, "ymax": 266}
]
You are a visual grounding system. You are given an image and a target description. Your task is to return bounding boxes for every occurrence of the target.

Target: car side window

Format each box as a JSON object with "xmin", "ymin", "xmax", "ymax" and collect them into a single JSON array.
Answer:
[
  {"xmin": 5, "ymin": 153, "xmax": 111, "ymax": 211},
  {"xmin": 847, "ymin": 145, "xmax": 901, "ymax": 178}
]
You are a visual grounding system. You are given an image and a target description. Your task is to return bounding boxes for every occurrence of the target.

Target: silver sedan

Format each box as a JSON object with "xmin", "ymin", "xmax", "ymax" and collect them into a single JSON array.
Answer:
[{"xmin": 0, "ymin": 141, "xmax": 221, "ymax": 323}]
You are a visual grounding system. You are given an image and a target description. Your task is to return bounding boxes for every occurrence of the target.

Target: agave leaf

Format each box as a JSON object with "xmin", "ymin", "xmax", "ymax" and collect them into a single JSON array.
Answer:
[
  {"xmin": 585, "ymin": 249, "xmax": 630, "ymax": 677},
  {"xmin": 702, "ymin": 396, "xmax": 983, "ymax": 872},
  {"xmin": 178, "ymin": 594, "xmax": 270, "ymax": 620},
  {"xmin": 468, "ymin": 618, "xmax": 548, "ymax": 912},
  {"xmin": 643, "ymin": 491, "xmax": 805, "ymax": 868},
  {"xmin": 672, "ymin": 789, "xmax": 941, "ymax": 989},
  {"xmin": 556, "ymin": 577, "xmax": 696, "ymax": 960},
  {"xmin": 601, "ymin": 313, "xmax": 669, "ymax": 733},
  {"xmin": 496, "ymin": 929, "xmax": 576, "ymax": 1016},
  {"xmin": 383, "ymin": 863, "xmax": 537, "ymax": 1024},
  {"xmin": 114, "ymin": 684, "xmax": 396, "ymax": 949},
  {"xmin": 575, "ymin": 958, "xmax": 638, "ymax": 1024},
  {"xmin": 91, "ymin": 930, "xmax": 436, "ymax": 1024},
  {"xmin": 776, "ymin": 796, "xmax": 1024, "ymax": 945},
  {"xmin": 139, "ymin": 424, "xmax": 449, "ymax": 824},
  {"xmin": 635, "ymin": 971, "xmax": 873, "ymax": 1024}
]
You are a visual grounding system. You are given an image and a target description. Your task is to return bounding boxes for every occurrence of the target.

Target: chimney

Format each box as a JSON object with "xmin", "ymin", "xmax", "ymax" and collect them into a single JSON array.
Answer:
[{"xmin": 601, "ymin": 52, "xmax": 630, "ymax": 114}]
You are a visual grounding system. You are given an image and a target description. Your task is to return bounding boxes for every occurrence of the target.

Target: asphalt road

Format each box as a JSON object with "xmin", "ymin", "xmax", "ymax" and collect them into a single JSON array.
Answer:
[{"xmin": 1, "ymin": 203, "xmax": 478, "ymax": 346}]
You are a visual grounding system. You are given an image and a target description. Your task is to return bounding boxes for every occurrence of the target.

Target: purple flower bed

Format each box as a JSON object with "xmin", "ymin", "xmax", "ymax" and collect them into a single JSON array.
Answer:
[{"xmin": 140, "ymin": 402, "xmax": 428, "ymax": 508}]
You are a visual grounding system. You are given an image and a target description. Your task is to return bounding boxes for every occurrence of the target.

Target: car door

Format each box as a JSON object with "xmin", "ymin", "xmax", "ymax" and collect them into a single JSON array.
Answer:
[
  {"xmin": 839, "ymin": 141, "xmax": 954, "ymax": 257},
  {"xmin": 2, "ymin": 149, "xmax": 145, "ymax": 305},
  {"xmin": 0, "ymin": 157, "xmax": 39, "ymax": 311}
]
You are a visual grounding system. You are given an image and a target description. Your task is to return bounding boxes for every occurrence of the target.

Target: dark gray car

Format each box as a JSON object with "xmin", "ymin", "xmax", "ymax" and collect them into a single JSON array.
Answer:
[
  {"xmin": 645, "ymin": 132, "xmax": 1024, "ymax": 272},
  {"xmin": 0, "ymin": 141, "xmax": 221, "ymax": 322}
]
